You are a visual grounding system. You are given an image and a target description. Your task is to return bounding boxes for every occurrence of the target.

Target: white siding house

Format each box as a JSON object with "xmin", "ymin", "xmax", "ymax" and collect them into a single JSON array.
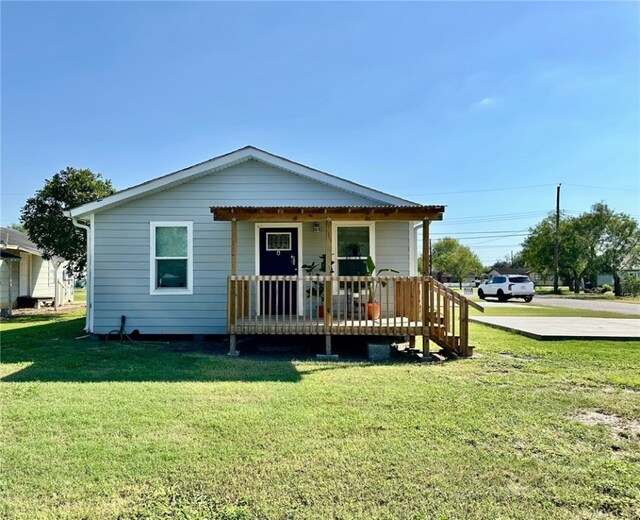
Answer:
[
  {"xmin": 69, "ymin": 147, "xmax": 481, "ymax": 357},
  {"xmin": 68, "ymin": 147, "xmax": 417, "ymax": 335},
  {"xmin": 0, "ymin": 227, "xmax": 73, "ymax": 315}
]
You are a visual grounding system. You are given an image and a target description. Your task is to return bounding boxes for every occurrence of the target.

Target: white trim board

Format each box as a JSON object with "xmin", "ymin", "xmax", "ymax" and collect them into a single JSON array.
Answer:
[{"xmin": 68, "ymin": 146, "xmax": 419, "ymax": 219}]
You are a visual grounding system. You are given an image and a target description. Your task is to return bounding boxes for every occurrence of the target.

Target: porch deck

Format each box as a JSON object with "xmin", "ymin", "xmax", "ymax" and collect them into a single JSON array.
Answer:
[{"xmin": 228, "ymin": 275, "xmax": 483, "ymax": 356}]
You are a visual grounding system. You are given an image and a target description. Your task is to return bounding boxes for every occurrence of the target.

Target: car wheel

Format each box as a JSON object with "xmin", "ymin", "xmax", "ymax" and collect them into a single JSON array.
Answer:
[
  {"xmin": 523, "ymin": 296, "xmax": 533, "ymax": 303},
  {"xmin": 497, "ymin": 290, "xmax": 507, "ymax": 302},
  {"xmin": 478, "ymin": 289, "xmax": 485, "ymax": 300}
]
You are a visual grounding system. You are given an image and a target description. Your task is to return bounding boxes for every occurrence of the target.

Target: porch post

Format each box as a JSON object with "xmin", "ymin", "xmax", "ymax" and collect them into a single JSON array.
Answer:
[
  {"xmin": 324, "ymin": 218, "xmax": 333, "ymax": 355},
  {"xmin": 7, "ymin": 261, "xmax": 13, "ymax": 318},
  {"xmin": 228, "ymin": 217, "xmax": 239, "ymax": 356},
  {"xmin": 422, "ymin": 219, "xmax": 430, "ymax": 356}
]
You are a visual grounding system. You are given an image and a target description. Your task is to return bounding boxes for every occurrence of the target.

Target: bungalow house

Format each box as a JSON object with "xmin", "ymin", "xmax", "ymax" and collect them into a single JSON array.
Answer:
[
  {"xmin": 0, "ymin": 227, "xmax": 74, "ymax": 316},
  {"xmin": 68, "ymin": 146, "xmax": 481, "ymax": 357}
]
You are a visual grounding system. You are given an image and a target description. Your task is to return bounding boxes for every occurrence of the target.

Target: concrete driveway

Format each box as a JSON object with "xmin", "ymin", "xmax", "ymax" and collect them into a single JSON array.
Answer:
[
  {"xmin": 535, "ymin": 296, "xmax": 640, "ymax": 316},
  {"xmin": 471, "ymin": 316, "xmax": 640, "ymax": 340},
  {"xmin": 471, "ymin": 295, "xmax": 640, "ymax": 340}
]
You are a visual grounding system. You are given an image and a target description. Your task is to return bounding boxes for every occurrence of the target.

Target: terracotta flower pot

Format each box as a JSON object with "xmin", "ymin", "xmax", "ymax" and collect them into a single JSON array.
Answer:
[{"xmin": 366, "ymin": 302, "xmax": 380, "ymax": 320}]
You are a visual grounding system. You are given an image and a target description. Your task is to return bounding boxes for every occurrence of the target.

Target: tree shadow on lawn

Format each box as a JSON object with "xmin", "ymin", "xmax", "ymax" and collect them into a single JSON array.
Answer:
[{"xmin": 1, "ymin": 317, "xmax": 307, "ymax": 384}]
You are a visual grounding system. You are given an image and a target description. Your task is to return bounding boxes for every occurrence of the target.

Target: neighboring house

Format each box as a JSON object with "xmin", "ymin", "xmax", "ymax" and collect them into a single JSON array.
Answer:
[
  {"xmin": 0, "ymin": 227, "xmax": 74, "ymax": 316},
  {"xmin": 487, "ymin": 267, "xmax": 532, "ymax": 278},
  {"xmin": 488, "ymin": 268, "xmax": 556, "ymax": 287},
  {"xmin": 68, "ymin": 146, "xmax": 481, "ymax": 357},
  {"xmin": 597, "ymin": 269, "xmax": 640, "ymax": 287}
]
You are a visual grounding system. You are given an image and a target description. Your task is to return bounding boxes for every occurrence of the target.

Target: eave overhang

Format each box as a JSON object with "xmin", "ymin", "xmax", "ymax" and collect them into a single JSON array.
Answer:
[{"xmin": 210, "ymin": 205, "xmax": 445, "ymax": 222}]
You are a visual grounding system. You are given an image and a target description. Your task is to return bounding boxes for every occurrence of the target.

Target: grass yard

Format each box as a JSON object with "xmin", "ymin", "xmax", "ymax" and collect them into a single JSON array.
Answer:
[
  {"xmin": 73, "ymin": 288, "xmax": 87, "ymax": 303},
  {"xmin": 1, "ymin": 309, "xmax": 639, "ymax": 519}
]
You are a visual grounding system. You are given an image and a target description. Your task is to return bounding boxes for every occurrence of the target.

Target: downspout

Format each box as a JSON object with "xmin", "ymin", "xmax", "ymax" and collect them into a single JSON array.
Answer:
[{"xmin": 71, "ymin": 217, "xmax": 92, "ymax": 333}]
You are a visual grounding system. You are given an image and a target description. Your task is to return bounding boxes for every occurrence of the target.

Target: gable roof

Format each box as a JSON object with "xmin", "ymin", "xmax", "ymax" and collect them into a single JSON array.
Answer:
[
  {"xmin": 69, "ymin": 146, "xmax": 421, "ymax": 219},
  {"xmin": 0, "ymin": 227, "xmax": 42, "ymax": 256}
]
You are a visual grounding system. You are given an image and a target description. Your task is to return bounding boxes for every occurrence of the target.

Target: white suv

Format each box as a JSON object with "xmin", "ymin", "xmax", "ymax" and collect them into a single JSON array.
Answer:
[{"xmin": 477, "ymin": 275, "xmax": 535, "ymax": 303}]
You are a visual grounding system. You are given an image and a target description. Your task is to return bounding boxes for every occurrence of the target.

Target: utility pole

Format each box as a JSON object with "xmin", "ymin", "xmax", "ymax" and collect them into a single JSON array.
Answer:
[{"xmin": 553, "ymin": 183, "xmax": 561, "ymax": 294}]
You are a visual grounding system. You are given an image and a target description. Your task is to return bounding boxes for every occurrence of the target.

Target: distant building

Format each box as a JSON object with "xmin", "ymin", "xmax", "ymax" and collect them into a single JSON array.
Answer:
[{"xmin": 0, "ymin": 227, "xmax": 74, "ymax": 316}]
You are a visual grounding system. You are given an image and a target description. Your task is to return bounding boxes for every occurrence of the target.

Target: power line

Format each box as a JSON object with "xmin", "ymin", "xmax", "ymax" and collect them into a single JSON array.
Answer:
[
  {"xmin": 563, "ymin": 183, "xmax": 639, "ymax": 192},
  {"xmin": 455, "ymin": 234, "xmax": 529, "ymax": 240},
  {"xmin": 431, "ymin": 229, "xmax": 528, "ymax": 235},
  {"xmin": 400, "ymin": 183, "xmax": 557, "ymax": 196}
]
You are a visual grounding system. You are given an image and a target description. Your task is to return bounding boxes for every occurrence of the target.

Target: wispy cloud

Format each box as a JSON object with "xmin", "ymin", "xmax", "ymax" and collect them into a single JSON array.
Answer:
[{"xmin": 470, "ymin": 96, "xmax": 500, "ymax": 111}]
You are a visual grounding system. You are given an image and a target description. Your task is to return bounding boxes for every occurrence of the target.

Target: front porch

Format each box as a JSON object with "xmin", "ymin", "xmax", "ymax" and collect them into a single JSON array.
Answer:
[
  {"xmin": 227, "ymin": 274, "xmax": 483, "ymax": 357},
  {"xmin": 211, "ymin": 205, "xmax": 483, "ymax": 358}
]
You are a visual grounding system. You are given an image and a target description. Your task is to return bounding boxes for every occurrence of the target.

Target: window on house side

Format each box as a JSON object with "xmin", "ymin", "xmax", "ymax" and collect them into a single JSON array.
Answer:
[{"xmin": 151, "ymin": 222, "xmax": 193, "ymax": 294}]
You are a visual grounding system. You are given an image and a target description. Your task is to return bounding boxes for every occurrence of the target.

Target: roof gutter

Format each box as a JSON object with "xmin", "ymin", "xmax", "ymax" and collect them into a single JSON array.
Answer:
[{"xmin": 71, "ymin": 216, "xmax": 93, "ymax": 333}]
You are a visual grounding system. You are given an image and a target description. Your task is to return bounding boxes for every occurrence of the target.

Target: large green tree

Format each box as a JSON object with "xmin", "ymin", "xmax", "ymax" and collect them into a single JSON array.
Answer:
[
  {"xmin": 20, "ymin": 167, "xmax": 115, "ymax": 274},
  {"xmin": 522, "ymin": 203, "xmax": 640, "ymax": 295},
  {"xmin": 589, "ymin": 203, "xmax": 640, "ymax": 296},
  {"xmin": 431, "ymin": 237, "xmax": 483, "ymax": 288},
  {"xmin": 522, "ymin": 214, "xmax": 592, "ymax": 293}
]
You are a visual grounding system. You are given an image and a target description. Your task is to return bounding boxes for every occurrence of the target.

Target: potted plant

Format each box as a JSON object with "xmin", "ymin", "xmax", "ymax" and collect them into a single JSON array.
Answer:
[
  {"xmin": 365, "ymin": 256, "xmax": 399, "ymax": 320},
  {"xmin": 301, "ymin": 255, "xmax": 334, "ymax": 317}
]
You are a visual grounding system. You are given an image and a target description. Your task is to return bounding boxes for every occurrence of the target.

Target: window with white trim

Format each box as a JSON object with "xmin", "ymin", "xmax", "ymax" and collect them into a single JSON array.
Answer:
[
  {"xmin": 150, "ymin": 222, "xmax": 193, "ymax": 294},
  {"xmin": 335, "ymin": 224, "xmax": 373, "ymax": 276}
]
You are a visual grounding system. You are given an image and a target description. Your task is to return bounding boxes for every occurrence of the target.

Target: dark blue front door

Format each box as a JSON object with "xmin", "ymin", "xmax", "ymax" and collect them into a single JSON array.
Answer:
[{"xmin": 259, "ymin": 227, "xmax": 298, "ymax": 315}]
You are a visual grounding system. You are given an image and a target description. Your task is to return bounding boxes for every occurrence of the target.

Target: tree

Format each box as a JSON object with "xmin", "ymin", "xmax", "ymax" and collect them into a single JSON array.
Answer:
[
  {"xmin": 522, "ymin": 213, "xmax": 594, "ymax": 293},
  {"xmin": 490, "ymin": 252, "xmax": 525, "ymax": 271},
  {"xmin": 522, "ymin": 203, "xmax": 640, "ymax": 296},
  {"xmin": 20, "ymin": 167, "xmax": 115, "ymax": 277},
  {"xmin": 9, "ymin": 222, "xmax": 26, "ymax": 233},
  {"xmin": 431, "ymin": 238, "xmax": 483, "ymax": 289},
  {"xmin": 589, "ymin": 203, "xmax": 640, "ymax": 296}
]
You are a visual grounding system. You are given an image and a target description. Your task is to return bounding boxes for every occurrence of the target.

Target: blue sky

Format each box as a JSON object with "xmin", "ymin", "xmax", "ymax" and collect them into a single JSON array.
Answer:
[{"xmin": 2, "ymin": 1, "xmax": 638, "ymax": 264}]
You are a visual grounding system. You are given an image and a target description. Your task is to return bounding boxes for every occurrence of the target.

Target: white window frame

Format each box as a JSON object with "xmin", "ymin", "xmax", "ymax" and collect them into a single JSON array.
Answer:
[
  {"xmin": 150, "ymin": 221, "xmax": 193, "ymax": 295},
  {"xmin": 333, "ymin": 222, "xmax": 376, "ymax": 276}
]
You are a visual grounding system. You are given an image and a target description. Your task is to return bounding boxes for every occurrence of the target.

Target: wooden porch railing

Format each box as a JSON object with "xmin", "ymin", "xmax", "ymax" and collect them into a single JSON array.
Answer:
[{"xmin": 227, "ymin": 275, "xmax": 483, "ymax": 357}]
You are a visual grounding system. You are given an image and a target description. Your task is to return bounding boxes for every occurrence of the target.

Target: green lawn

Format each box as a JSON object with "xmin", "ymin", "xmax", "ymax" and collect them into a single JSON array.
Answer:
[
  {"xmin": 2, "ymin": 309, "xmax": 639, "ymax": 519},
  {"xmin": 73, "ymin": 288, "xmax": 86, "ymax": 303}
]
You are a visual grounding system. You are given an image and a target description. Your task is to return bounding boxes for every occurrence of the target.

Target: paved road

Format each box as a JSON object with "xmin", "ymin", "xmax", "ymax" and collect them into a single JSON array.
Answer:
[{"xmin": 535, "ymin": 296, "xmax": 640, "ymax": 316}]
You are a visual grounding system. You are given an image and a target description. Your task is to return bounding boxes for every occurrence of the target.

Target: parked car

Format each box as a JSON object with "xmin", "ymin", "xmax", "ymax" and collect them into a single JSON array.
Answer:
[{"xmin": 477, "ymin": 275, "xmax": 535, "ymax": 302}]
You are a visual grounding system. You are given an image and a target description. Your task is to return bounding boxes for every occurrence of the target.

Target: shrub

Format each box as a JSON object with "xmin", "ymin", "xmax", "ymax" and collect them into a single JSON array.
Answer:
[
  {"xmin": 599, "ymin": 284, "xmax": 613, "ymax": 294},
  {"xmin": 621, "ymin": 274, "xmax": 640, "ymax": 297}
]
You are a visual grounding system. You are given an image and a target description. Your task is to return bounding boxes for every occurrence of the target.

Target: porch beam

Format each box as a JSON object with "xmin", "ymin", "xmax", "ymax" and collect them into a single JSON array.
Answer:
[
  {"xmin": 324, "ymin": 218, "xmax": 333, "ymax": 355},
  {"xmin": 422, "ymin": 219, "xmax": 430, "ymax": 357},
  {"xmin": 230, "ymin": 218, "xmax": 238, "ymax": 276},
  {"xmin": 211, "ymin": 205, "xmax": 445, "ymax": 223},
  {"xmin": 228, "ymin": 218, "xmax": 239, "ymax": 356},
  {"xmin": 422, "ymin": 218, "xmax": 429, "ymax": 276}
]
